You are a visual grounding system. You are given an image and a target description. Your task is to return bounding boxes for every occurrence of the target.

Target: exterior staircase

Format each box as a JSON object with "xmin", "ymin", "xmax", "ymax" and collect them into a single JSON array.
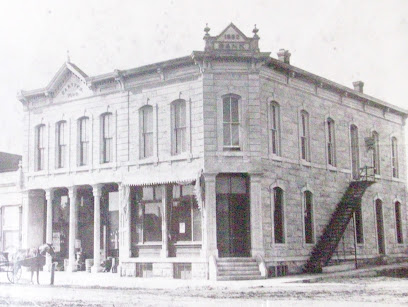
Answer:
[
  {"xmin": 304, "ymin": 180, "xmax": 374, "ymax": 273},
  {"xmin": 216, "ymin": 258, "xmax": 262, "ymax": 280}
]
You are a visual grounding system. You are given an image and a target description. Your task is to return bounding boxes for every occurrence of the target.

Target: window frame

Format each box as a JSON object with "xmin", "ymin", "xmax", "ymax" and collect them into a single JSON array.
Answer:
[
  {"xmin": 394, "ymin": 201, "xmax": 403, "ymax": 244},
  {"xmin": 372, "ymin": 131, "xmax": 380, "ymax": 175},
  {"xmin": 137, "ymin": 185, "xmax": 163, "ymax": 243},
  {"xmin": 391, "ymin": 137, "xmax": 399, "ymax": 178},
  {"xmin": 326, "ymin": 118, "xmax": 336, "ymax": 167},
  {"xmin": 271, "ymin": 186, "xmax": 285, "ymax": 244},
  {"xmin": 139, "ymin": 105, "xmax": 154, "ymax": 159},
  {"xmin": 269, "ymin": 101, "xmax": 281, "ymax": 156},
  {"xmin": 171, "ymin": 100, "xmax": 187, "ymax": 155},
  {"xmin": 101, "ymin": 113, "xmax": 113, "ymax": 164},
  {"xmin": 78, "ymin": 116, "xmax": 89, "ymax": 166},
  {"xmin": 300, "ymin": 110, "xmax": 310, "ymax": 162},
  {"xmin": 350, "ymin": 124, "xmax": 360, "ymax": 180},
  {"xmin": 302, "ymin": 190, "xmax": 314, "ymax": 244},
  {"xmin": 55, "ymin": 120, "xmax": 67, "ymax": 169},
  {"xmin": 35, "ymin": 124, "xmax": 46, "ymax": 171},
  {"xmin": 222, "ymin": 94, "xmax": 241, "ymax": 150}
]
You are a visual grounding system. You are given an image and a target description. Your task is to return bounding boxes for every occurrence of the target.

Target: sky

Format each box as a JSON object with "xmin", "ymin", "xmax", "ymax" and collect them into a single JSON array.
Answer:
[{"xmin": 0, "ymin": 0, "xmax": 407, "ymax": 154}]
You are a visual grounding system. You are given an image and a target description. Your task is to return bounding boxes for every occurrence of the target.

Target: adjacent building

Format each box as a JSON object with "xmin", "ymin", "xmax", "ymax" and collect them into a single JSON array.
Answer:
[{"xmin": 17, "ymin": 24, "xmax": 408, "ymax": 279}]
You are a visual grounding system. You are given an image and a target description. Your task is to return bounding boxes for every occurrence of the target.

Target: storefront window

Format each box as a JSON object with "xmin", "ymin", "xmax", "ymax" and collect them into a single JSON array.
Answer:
[
  {"xmin": 170, "ymin": 184, "xmax": 201, "ymax": 242},
  {"xmin": 137, "ymin": 186, "xmax": 162, "ymax": 242}
]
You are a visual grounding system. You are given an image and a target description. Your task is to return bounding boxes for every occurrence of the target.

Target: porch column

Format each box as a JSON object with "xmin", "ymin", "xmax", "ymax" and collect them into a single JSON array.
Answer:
[
  {"xmin": 66, "ymin": 186, "xmax": 77, "ymax": 272},
  {"xmin": 44, "ymin": 188, "xmax": 54, "ymax": 271},
  {"xmin": 91, "ymin": 185, "xmax": 102, "ymax": 273},
  {"xmin": 201, "ymin": 173, "xmax": 218, "ymax": 258},
  {"xmin": 160, "ymin": 185, "xmax": 169, "ymax": 258},
  {"xmin": 119, "ymin": 184, "xmax": 131, "ymax": 262},
  {"xmin": 21, "ymin": 191, "xmax": 29, "ymax": 249},
  {"xmin": 250, "ymin": 174, "xmax": 265, "ymax": 257}
]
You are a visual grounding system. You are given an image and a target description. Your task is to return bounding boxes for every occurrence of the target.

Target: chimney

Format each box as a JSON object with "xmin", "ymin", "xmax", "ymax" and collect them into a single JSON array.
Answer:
[
  {"xmin": 353, "ymin": 81, "xmax": 364, "ymax": 93},
  {"xmin": 277, "ymin": 49, "xmax": 291, "ymax": 64}
]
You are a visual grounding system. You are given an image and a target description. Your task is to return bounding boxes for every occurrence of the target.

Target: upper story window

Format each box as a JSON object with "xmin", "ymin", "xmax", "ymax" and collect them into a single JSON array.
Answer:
[
  {"xmin": 350, "ymin": 125, "xmax": 360, "ymax": 180},
  {"xmin": 372, "ymin": 131, "xmax": 380, "ymax": 175},
  {"xmin": 78, "ymin": 117, "xmax": 89, "ymax": 166},
  {"xmin": 327, "ymin": 118, "xmax": 336, "ymax": 166},
  {"xmin": 269, "ymin": 101, "xmax": 281, "ymax": 156},
  {"xmin": 101, "ymin": 113, "xmax": 113, "ymax": 163},
  {"xmin": 391, "ymin": 137, "xmax": 399, "ymax": 178},
  {"xmin": 139, "ymin": 105, "xmax": 153, "ymax": 159},
  {"xmin": 223, "ymin": 94, "xmax": 240, "ymax": 150},
  {"xmin": 171, "ymin": 100, "xmax": 186, "ymax": 155},
  {"xmin": 56, "ymin": 121, "xmax": 67, "ymax": 168},
  {"xmin": 35, "ymin": 124, "xmax": 45, "ymax": 171},
  {"xmin": 300, "ymin": 110, "xmax": 310, "ymax": 161}
]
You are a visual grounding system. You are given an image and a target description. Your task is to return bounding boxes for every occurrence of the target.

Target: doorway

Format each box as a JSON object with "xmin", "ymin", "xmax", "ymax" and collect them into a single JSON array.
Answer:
[
  {"xmin": 375, "ymin": 199, "xmax": 386, "ymax": 255},
  {"xmin": 216, "ymin": 174, "xmax": 251, "ymax": 257}
]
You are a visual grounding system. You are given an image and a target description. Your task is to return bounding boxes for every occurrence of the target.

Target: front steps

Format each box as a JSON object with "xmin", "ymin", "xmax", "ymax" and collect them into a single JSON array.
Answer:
[{"xmin": 216, "ymin": 258, "xmax": 262, "ymax": 280}]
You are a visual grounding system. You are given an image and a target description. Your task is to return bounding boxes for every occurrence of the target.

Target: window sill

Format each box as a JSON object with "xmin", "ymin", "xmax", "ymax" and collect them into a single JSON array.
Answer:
[
  {"xmin": 138, "ymin": 156, "xmax": 158, "ymax": 166},
  {"xmin": 52, "ymin": 168, "xmax": 68, "ymax": 174},
  {"xmin": 270, "ymin": 242, "xmax": 286, "ymax": 247},
  {"xmin": 270, "ymin": 155, "xmax": 283, "ymax": 162},
  {"xmin": 97, "ymin": 162, "xmax": 117, "ymax": 170},
  {"xmin": 217, "ymin": 151, "xmax": 246, "ymax": 157},
  {"xmin": 327, "ymin": 165, "xmax": 337, "ymax": 172},
  {"xmin": 74, "ymin": 165, "xmax": 90, "ymax": 172},
  {"xmin": 136, "ymin": 242, "xmax": 162, "ymax": 247},
  {"xmin": 169, "ymin": 152, "xmax": 192, "ymax": 162},
  {"xmin": 300, "ymin": 160, "xmax": 312, "ymax": 167},
  {"xmin": 172, "ymin": 241, "xmax": 202, "ymax": 246}
]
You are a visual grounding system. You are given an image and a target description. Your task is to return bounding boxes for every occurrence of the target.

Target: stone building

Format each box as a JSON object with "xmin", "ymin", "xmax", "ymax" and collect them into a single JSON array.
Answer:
[
  {"xmin": 17, "ymin": 23, "xmax": 407, "ymax": 279},
  {"xmin": 0, "ymin": 152, "xmax": 23, "ymax": 252}
]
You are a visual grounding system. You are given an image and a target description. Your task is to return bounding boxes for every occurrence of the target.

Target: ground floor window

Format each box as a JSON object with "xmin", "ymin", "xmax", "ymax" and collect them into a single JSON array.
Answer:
[
  {"xmin": 395, "ymin": 201, "xmax": 403, "ymax": 244},
  {"xmin": 272, "ymin": 187, "xmax": 285, "ymax": 244},
  {"xmin": 303, "ymin": 191, "xmax": 314, "ymax": 244},
  {"xmin": 170, "ymin": 184, "xmax": 201, "ymax": 242},
  {"xmin": 1, "ymin": 205, "xmax": 21, "ymax": 251},
  {"xmin": 137, "ymin": 186, "xmax": 163, "ymax": 242}
]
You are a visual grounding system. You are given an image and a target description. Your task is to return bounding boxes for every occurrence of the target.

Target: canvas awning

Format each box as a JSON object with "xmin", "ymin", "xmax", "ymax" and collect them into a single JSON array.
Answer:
[{"xmin": 122, "ymin": 167, "xmax": 201, "ymax": 186}]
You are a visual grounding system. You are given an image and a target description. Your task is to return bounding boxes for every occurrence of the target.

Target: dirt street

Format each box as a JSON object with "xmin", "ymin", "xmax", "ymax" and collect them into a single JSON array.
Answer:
[{"xmin": 0, "ymin": 276, "xmax": 407, "ymax": 306}]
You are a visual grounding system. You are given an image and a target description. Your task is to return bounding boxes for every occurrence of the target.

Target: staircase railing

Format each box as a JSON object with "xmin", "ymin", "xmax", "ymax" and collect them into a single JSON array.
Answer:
[{"xmin": 357, "ymin": 166, "xmax": 375, "ymax": 182}]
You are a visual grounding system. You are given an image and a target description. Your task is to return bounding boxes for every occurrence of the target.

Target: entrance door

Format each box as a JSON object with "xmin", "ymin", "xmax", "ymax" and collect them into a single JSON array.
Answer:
[
  {"xmin": 375, "ymin": 199, "xmax": 386, "ymax": 255},
  {"xmin": 350, "ymin": 125, "xmax": 360, "ymax": 180},
  {"xmin": 216, "ymin": 174, "xmax": 251, "ymax": 257}
]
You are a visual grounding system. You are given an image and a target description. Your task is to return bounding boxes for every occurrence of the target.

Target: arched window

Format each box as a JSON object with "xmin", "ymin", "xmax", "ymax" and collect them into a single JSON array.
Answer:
[
  {"xmin": 300, "ymin": 111, "xmax": 310, "ymax": 161},
  {"xmin": 327, "ymin": 118, "xmax": 336, "ymax": 166},
  {"xmin": 272, "ymin": 187, "xmax": 285, "ymax": 243},
  {"xmin": 139, "ymin": 105, "xmax": 153, "ymax": 158},
  {"xmin": 303, "ymin": 190, "xmax": 314, "ymax": 244},
  {"xmin": 171, "ymin": 100, "xmax": 186, "ymax": 155},
  {"xmin": 55, "ymin": 121, "xmax": 67, "ymax": 168},
  {"xmin": 350, "ymin": 125, "xmax": 360, "ymax": 179},
  {"xmin": 35, "ymin": 124, "xmax": 45, "ymax": 171},
  {"xmin": 78, "ymin": 117, "xmax": 89, "ymax": 166},
  {"xmin": 391, "ymin": 137, "xmax": 399, "ymax": 178},
  {"xmin": 269, "ymin": 101, "xmax": 281, "ymax": 155},
  {"xmin": 223, "ymin": 94, "xmax": 240, "ymax": 150},
  {"xmin": 395, "ymin": 201, "xmax": 403, "ymax": 244},
  {"xmin": 372, "ymin": 131, "xmax": 380, "ymax": 175},
  {"xmin": 101, "ymin": 113, "xmax": 113, "ymax": 163}
]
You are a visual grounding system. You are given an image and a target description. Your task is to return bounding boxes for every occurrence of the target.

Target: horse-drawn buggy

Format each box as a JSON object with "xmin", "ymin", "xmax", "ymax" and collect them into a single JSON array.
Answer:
[{"xmin": 0, "ymin": 243, "xmax": 54, "ymax": 284}]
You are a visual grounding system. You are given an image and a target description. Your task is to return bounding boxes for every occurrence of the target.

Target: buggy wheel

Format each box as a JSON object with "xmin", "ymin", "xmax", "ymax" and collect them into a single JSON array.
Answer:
[{"xmin": 7, "ymin": 265, "xmax": 21, "ymax": 283}]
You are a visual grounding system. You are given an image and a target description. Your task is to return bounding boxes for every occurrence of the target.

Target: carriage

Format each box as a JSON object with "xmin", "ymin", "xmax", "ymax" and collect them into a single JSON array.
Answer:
[
  {"xmin": 0, "ymin": 244, "xmax": 54, "ymax": 284},
  {"xmin": 0, "ymin": 251, "xmax": 22, "ymax": 283}
]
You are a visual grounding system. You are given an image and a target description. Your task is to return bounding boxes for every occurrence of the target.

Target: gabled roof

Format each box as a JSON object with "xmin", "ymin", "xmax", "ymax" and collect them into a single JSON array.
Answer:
[
  {"xmin": 215, "ymin": 22, "xmax": 248, "ymax": 40},
  {"xmin": 18, "ymin": 61, "xmax": 88, "ymax": 102}
]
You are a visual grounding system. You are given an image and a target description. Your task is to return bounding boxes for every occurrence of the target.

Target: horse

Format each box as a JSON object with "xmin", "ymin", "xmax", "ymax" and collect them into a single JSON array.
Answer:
[{"xmin": 10, "ymin": 243, "xmax": 55, "ymax": 284}]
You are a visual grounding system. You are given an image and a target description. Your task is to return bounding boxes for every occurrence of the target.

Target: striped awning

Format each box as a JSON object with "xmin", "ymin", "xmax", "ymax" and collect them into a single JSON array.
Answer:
[{"xmin": 122, "ymin": 167, "xmax": 201, "ymax": 186}]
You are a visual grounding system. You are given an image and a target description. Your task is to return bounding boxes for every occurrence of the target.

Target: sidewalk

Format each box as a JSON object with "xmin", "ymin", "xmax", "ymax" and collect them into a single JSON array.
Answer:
[{"xmin": 1, "ymin": 261, "xmax": 407, "ymax": 289}]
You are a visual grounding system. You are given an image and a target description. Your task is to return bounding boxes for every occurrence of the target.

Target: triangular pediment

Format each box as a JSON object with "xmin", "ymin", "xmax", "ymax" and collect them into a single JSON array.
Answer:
[
  {"xmin": 215, "ymin": 23, "xmax": 248, "ymax": 43},
  {"xmin": 53, "ymin": 71, "xmax": 91, "ymax": 101}
]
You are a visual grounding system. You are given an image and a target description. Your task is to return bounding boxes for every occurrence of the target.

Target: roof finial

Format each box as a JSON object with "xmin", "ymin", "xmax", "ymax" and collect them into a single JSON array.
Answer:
[
  {"xmin": 253, "ymin": 24, "xmax": 259, "ymax": 38},
  {"xmin": 66, "ymin": 50, "xmax": 71, "ymax": 63},
  {"xmin": 204, "ymin": 23, "xmax": 210, "ymax": 37}
]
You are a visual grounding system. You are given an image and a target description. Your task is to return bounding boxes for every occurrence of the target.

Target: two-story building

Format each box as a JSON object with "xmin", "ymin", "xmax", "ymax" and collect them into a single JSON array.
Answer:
[{"xmin": 17, "ymin": 23, "xmax": 408, "ymax": 279}]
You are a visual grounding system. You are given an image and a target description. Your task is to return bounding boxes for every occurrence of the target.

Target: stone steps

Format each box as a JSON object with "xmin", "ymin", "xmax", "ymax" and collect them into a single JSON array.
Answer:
[{"xmin": 216, "ymin": 257, "xmax": 262, "ymax": 280}]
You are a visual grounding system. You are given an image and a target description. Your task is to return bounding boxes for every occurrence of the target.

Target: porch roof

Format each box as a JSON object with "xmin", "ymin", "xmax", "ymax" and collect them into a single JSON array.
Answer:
[{"xmin": 122, "ymin": 167, "xmax": 201, "ymax": 186}]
